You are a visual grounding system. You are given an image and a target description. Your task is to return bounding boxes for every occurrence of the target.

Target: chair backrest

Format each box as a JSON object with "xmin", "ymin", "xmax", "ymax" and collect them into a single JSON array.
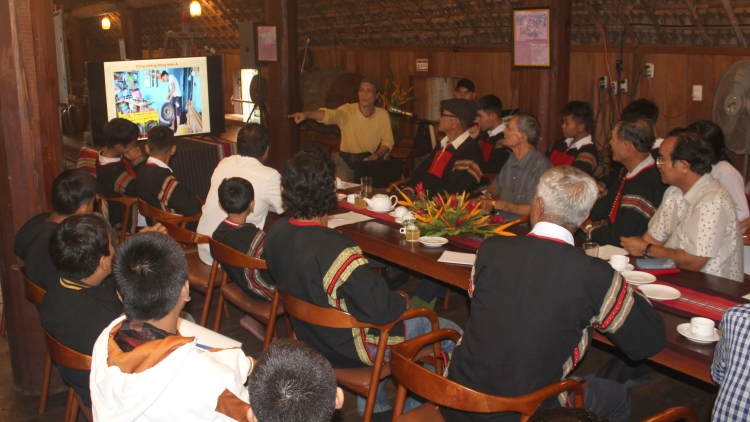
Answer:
[
  {"xmin": 20, "ymin": 267, "xmax": 45, "ymax": 305},
  {"xmin": 43, "ymin": 330, "xmax": 91, "ymax": 371},
  {"xmin": 159, "ymin": 219, "xmax": 210, "ymax": 245},
  {"xmin": 279, "ymin": 292, "xmax": 377, "ymax": 330},
  {"xmin": 208, "ymin": 238, "xmax": 267, "ymax": 270},
  {"xmin": 641, "ymin": 406, "xmax": 697, "ymax": 422},
  {"xmin": 389, "ymin": 329, "xmax": 583, "ymax": 419}
]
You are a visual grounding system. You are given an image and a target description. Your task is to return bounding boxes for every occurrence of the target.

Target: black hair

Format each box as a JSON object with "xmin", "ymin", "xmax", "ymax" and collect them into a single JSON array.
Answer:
[
  {"xmin": 561, "ymin": 101, "xmax": 594, "ymax": 133},
  {"xmin": 528, "ymin": 407, "xmax": 608, "ymax": 422},
  {"xmin": 161, "ymin": 71, "xmax": 168, "ymax": 77},
  {"xmin": 103, "ymin": 118, "xmax": 140, "ymax": 149},
  {"xmin": 146, "ymin": 126, "xmax": 175, "ymax": 155},
  {"xmin": 237, "ymin": 123, "xmax": 270, "ymax": 158},
  {"xmin": 686, "ymin": 120, "xmax": 733, "ymax": 165},
  {"xmin": 249, "ymin": 339, "xmax": 338, "ymax": 422},
  {"xmin": 616, "ymin": 118, "xmax": 655, "ymax": 153},
  {"xmin": 668, "ymin": 131, "xmax": 714, "ymax": 175},
  {"xmin": 280, "ymin": 149, "xmax": 337, "ymax": 220},
  {"xmin": 51, "ymin": 170, "xmax": 98, "ymax": 216},
  {"xmin": 476, "ymin": 95, "xmax": 503, "ymax": 119},
  {"xmin": 113, "ymin": 232, "xmax": 188, "ymax": 321},
  {"xmin": 49, "ymin": 213, "xmax": 111, "ymax": 281},
  {"xmin": 620, "ymin": 99, "xmax": 659, "ymax": 125},
  {"xmin": 218, "ymin": 177, "xmax": 254, "ymax": 214}
]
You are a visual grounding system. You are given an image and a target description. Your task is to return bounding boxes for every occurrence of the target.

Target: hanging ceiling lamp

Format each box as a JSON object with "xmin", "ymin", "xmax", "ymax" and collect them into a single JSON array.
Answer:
[
  {"xmin": 101, "ymin": 16, "xmax": 111, "ymax": 30},
  {"xmin": 189, "ymin": 0, "xmax": 201, "ymax": 17}
]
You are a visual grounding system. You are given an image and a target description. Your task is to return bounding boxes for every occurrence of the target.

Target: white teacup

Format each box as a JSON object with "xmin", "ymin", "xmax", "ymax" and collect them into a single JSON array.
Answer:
[
  {"xmin": 690, "ymin": 317, "xmax": 715, "ymax": 338},
  {"xmin": 609, "ymin": 255, "xmax": 629, "ymax": 271},
  {"xmin": 398, "ymin": 212, "xmax": 415, "ymax": 223},
  {"xmin": 393, "ymin": 206, "xmax": 408, "ymax": 218},
  {"xmin": 347, "ymin": 193, "xmax": 356, "ymax": 204}
]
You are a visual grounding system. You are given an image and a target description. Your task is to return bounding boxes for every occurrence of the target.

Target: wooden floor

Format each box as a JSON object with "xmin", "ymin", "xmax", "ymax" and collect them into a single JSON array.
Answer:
[{"xmin": 0, "ymin": 269, "xmax": 717, "ymax": 422}]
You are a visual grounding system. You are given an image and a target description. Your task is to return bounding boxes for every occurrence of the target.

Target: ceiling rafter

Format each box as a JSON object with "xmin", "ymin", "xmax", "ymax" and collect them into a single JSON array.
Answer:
[
  {"xmin": 308, "ymin": 1, "xmax": 342, "ymax": 46},
  {"xmin": 683, "ymin": 0, "xmax": 712, "ymax": 45},
  {"xmin": 721, "ymin": 0, "xmax": 747, "ymax": 47},
  {"xmin": 368, "ymin": 1, "xmax": 411, "ymax": 44},
  {"xmin": 641, "ymin": 0, "xmax": 669, "ymax": 44},
  {"xmin": 612, "ymin": 0, "xmax": 640, "ymax": 45},
  {"xmin": 454, "ymin": 0, "xmax": 488, "ymax": 46},
  {"xmin": 388, "ymin": 0, "xmax": 429, "ymax": 45}
]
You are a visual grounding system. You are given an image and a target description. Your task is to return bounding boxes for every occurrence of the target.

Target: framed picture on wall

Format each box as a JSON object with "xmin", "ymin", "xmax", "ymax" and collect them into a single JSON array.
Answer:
[
  {"xmin": 512, "ymin": 8, "xmax": 551, "ymax": 68},
  {"xmin": 254, "ymin": 23, "xmax": 278, "ymax": 63}
]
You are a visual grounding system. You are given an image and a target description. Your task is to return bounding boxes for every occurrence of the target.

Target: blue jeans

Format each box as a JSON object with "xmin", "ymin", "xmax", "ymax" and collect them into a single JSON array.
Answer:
[{"xmin": 356, "ymin": 316, "xmax": 463, "ymax": 415}]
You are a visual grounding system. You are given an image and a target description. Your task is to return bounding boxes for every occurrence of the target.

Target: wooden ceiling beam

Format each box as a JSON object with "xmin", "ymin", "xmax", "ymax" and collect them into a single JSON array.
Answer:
[
  {"xmin": 612, "ymin": 0, "xmax": 640, "ymax": 45},
  {"xmin": 70, "ymin": 0, "xmax": 175, "ymax": 18},
  {"xmin": 721, "ymin": 0, "xmax": 747, "ymax": 47},
  {"xmin": 641, "ymin": 0, "xmax": 668, "ymax": 44},
  {"xmin": 388, "ymin": 0, "xmax": 429, "ymax": 45},
  {"xmin": 683, "ymin": 0, "xmax": 712, "ymax": 45},
  {"xmin": 308, "ymin": 2, "xmax": 342, "ymax": 46}
]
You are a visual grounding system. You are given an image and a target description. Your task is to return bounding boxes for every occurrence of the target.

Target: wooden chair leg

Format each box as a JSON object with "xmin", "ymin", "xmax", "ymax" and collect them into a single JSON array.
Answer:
[
  {"xmin": 262, "ymin": 291, "xmax": 281, "ymax": 350},
  {"xmin": 443, "ymin": 290, "xmax": 451, "ymax": 309},
  {"xmin": 213, "ymin": 291, "xmax": 226, "ymax": 332},
  {"xmin": 223, "ymin": 302, "xmax": 230, "ymax": 318},
  {"xmin": 65, "ymin": 387, "xmax": 79, "ymax": 422},
  {"xmin": 284, "ymin": 315, "xmax": 293, "ymax": 339},
  {"xmin": 38, "ymin": 353, "xmax": 52, "ymax": 413},
  {"xmin": 0, "ymin": 307, "xmax": 6, "ymax": 335}
]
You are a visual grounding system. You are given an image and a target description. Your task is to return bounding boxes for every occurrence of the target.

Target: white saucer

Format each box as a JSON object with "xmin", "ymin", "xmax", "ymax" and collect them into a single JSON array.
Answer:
[
  {"xmin": 638, "ymin": 284, "xmax": 681, "ymax": 301},
  {"xmin": 367, "ymin": 204, "xmax": 396, "ymax": 214},
  {"xmin": 418, "ymin": 236, "xmax": 448, "ymax": 247},
  {"xmin": 620, "ymin": 270, "xmax": 656, "ymax": 285},
  {"xmin": 677, "ymin": 323, "xmax": 721, "ymax": 343},
  {"xmin": 337, "ymin": 193, "xmax": 347, "ymax": 201},
  {"xmin": 395, "ymin": 216, "xmax": 416, "ymax": 224},
  {"xmin": 615, "ymin": 264, "xmax": 635, "ymax": 271}
]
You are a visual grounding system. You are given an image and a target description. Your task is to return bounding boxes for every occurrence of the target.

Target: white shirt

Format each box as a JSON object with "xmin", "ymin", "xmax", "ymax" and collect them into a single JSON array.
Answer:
[
  {"xmin": 487, "ymin": 123, "xmax": 506, "ymax": 138},
  {"xmin": 439, "ymin": 130, "xmax": 471, "ymax": 150},
  {"xmin": 168, "ymin": 74, "xmax": 182, "ymax": 97},
  {"xmin": 146, "ymin": 156, "xmax": 172, "ymax": 172},
  {"xmin": 711, "ymin": 160, "xmax": 749, "ymax": 221},
  {"xmin": 197, "ymin": 155, "xmax": 284, "ymax": 264},
  {"xmin": 98, "ymin": 153, "xmax": 121, "ymax": 165},
  {"xmin": 652, "ymin": 137, "xmax": 665, "ymax": 150},
  {"xmin": 564, "ymin": 135, "xmax": 594, "ymax": 150},
  {"xmin": 626, "ymin": 155, "xmax": 655, "ymax": 179},
  {"xmin": 528, "ymin": 221, "xmax": 575, "ymax": 246}
]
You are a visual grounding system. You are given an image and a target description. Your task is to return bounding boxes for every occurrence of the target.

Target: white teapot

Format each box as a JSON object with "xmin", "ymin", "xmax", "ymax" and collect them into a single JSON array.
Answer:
[{"xmin": 363, "ymin": 194, "xmax": 398, "ymax": 212}]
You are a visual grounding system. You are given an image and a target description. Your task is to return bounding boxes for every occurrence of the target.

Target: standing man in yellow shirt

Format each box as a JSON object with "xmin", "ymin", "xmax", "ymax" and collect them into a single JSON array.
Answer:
[{"xmin": 289, "ymin": 77, "xmax": 394, "ymax": 182}]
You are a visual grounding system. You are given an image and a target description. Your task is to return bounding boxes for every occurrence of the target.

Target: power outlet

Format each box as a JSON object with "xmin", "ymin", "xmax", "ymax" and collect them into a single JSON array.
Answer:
[
  {"xmin": 692, "ymin": 85, "xmax": 703, "ymax": 101},
  {"xmin": 611, "ymin": 82, "xmax": 618, "ymax": 94},
  {"xmin": 646, "ymin": 63, "xmax": 655, "ymax": 78},
  {"xmin": 599, "ymin": 76, "xmax": 608, "ymax": 90},
  {"xmin": 619, "ymin": 79, "xmax": 628, "ymax": 93}
]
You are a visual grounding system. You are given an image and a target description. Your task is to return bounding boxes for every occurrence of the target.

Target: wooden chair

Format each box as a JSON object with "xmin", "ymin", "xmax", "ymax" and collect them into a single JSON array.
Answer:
[
  {"xmin": 137, "ymin": 198, "xmax": 202, "ymax": 229},
  {"xmin": 158, "ymin": 219, "xmax": 221, "ymax": 327},
  {"xmin": 266, "ymin": 292, "xmax": 443, "ymax": 422},
  {"xmin": 641, "ymin": 406, "xmax": 697, "ymax": 422},
  {"xmin": 389, "ymin": 329, "xmax": 584, "ymax": 422},
  {"xmin": 43, "ymin": 330, "xmax": 92, "ymax": 422},
  {"xmin": 18, "ymin": 267, "xmax": 51, "ymax": 414},
  {"xmin": 100, "ymin": 195, "xmax": 138, "ymax": 244},
  {"xmin": 209, "ymin": 238, "xmax": 291, "ymax": 339}
]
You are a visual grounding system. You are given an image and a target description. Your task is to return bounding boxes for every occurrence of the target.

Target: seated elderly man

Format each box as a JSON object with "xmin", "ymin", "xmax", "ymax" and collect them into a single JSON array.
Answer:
[
  {"xmin": 621, "ymin": 131, "xmax": 743, "ymax": 281},
  {"xmin": 580, "ymin": 118, "xmax": 667, "ymax": 247},
  {"xmin": 403, "ymin": 98, "xmax": 484, "ymax": 196},
  {"xmin": 479, "ymin": 112, "xmax": 552, "ymax": 220},
  {"xmin": 441, "ymin": 167, "xmax": 665, "ymax": 422}
]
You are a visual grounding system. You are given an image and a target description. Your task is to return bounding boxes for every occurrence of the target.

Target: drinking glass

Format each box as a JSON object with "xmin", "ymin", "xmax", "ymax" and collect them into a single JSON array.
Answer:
[
  {"xmin": 361, "ymin": 176, "xmax": 372, "ymax": 199},
  {"xmin": 583, "ymin": 242, "xmax": 599, "ymax": 258}
]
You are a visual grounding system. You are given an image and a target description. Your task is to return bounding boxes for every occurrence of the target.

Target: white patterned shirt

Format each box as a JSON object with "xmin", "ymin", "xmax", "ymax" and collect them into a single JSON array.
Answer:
[
  {"xmin": 712, "ymin": 304, "xmax": 750, "ymax": 421},
  {"xmin": 648, "ymin": 174, "xmax": 743, "ymax": 281}
]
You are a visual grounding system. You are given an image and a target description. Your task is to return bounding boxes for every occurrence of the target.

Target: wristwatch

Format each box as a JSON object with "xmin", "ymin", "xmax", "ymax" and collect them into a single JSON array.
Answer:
[{"xmin": 644, "ymin": 244, "xmax": 654, "ymax": 259}]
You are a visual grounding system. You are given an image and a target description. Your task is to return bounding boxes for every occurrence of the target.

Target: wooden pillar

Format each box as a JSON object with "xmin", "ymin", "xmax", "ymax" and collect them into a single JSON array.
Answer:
[
  {"xmin": 0, "ymin": 0, "xmax": 66, "ymax": 393},
  {"xmin": 265, "ymin": 0, "xmax": 299, "ymax": 170},
  {"xmin": 120, "ymin": 7, "xmax": 143, "ymax": 60},
  {"xmin": 516, "ymin": 0, "xmax": 572, "ymax": 153}
]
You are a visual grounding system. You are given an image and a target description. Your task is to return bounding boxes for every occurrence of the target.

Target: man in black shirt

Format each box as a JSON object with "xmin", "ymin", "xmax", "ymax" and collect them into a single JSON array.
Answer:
[{"xmin": 14, "ymin": 170, "xmax": 98, "ymax": 290}]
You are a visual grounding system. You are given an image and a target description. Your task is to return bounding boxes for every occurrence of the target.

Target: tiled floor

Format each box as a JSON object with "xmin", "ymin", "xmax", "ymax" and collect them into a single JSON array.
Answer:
[{"xmin": 1, "ymin": 273, "xmax": 716, "ymax": 422}]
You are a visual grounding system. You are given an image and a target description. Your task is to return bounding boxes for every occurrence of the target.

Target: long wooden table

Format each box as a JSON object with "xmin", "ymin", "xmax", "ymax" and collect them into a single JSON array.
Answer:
[{"xmin": 332, "ymin": 207, "xmax": 750, "ymax": 385}]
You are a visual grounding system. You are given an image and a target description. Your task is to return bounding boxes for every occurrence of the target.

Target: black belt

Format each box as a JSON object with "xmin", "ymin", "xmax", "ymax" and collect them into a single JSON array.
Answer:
[{"xmin": 339, "ymin": 151, "xmax": 371, "ymax": 167}]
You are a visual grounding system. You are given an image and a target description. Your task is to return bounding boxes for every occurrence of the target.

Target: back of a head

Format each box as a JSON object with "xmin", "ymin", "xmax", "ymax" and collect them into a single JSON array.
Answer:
[
  {"xmin": 669, "ymin": 131, "xmax": 714, "ymax": 176},
  {"xmin": 281, "ymin": 149, "xmax": 337, "ymax": 220},
  {"xmin": 528, "ymin": 407, "xmax": 608, "ymax": 422},
  {"xmin": 237, "ymin": 123, "xmax": 270, "ymax": 158},
  {"xmin": 536, "ymin": 166, "xmax": 597, "ymax": 230},
  {"xmin": 515, "ymin": 113, "xmax": 542, "ymax": 146},
  {"xmin": 476, "ymin": 94, "xmax": 503, "ymax": 118},
  {"xmin": 616, "ymin": 118, "xmax": 655, "ymax": 153},
  {"xmin": 561, "ymin": 101, "xmax": 594, "ymax": 134},
  {"xmin": 686, "ymin": 120, "xmax": 727, "ymax": 164},
  {"xmin": 49, "ymin": 213, "xmax": 111, "ymax": 281},
  {"xmin": 113, "ymin": 232, "xmax": 188, "ymax": 321},
  {"xmin": 620, "ymin": 99, "xmax": 659, "ymax": 125},
  {"xmin": 218, "ymin": 177, "xmax": 255, "ymax": 214},
  {"xmin": 249, "ymin": 339, "xmax": 337, "ymax": 422},
  {"xmin": 103, "ymin": 118, "xmax": 140, "ymax": 149},
  {"xmin": 51, "ymin": 170, "xmax": 98, "ymax": 216},
  {"xmin": 146, "ymin": 126, "xmax": 175, "ymax": 155}
]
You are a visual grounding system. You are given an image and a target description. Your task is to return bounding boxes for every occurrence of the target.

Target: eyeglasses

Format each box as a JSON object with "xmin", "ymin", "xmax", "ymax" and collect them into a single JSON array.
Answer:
[
  {"xmin": 441, "ymin": 113, "xmax": 458, "ymax": 119},
  {"xmin": 656, "ymin": 157, "xmax": 672, "ymax": 166}
]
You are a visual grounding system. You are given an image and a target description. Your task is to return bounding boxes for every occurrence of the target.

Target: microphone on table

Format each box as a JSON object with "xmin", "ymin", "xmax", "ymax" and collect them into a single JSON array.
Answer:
[{"xmin": 387, "ymin": 106, "xmax": 417, "ymax": 119}]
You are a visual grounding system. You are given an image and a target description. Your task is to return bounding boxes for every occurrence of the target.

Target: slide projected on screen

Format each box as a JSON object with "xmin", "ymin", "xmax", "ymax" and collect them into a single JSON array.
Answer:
[{"xmin": 103, "ymin": 57, "xmax": 211, "ymax": 139}]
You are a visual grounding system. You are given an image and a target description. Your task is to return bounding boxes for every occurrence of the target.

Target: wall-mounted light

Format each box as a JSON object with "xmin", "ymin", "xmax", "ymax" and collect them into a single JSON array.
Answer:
[
  {"xmin": 189, "ymin": 0, "xmax": 201, "ymax": 17},
  {"xmin": 101, "ymin": 16, "xmax": 111, "ymax": 30}
]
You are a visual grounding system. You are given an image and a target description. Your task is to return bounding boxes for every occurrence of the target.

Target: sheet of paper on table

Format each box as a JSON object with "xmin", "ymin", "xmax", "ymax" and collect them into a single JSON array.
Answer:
[
  {"xmin": 597, "ymin": 245, "xmax": 629, "ymax": 260},
  {"xmin": 438, "ymin": 251, "xmax": 476, "ymax": 266},
  {"xmin": 176, "ymin": 317, "xmax": 241, "ymax": 349},
  {"xmin": 744, "ymin": 293, "xmax": 750, "ymax": 301},
  {"xmin": 327, "ymin": 211, "xmax": 374, "ymax": 229},
  {"xmin": 336, "ymin": 181, "xmax": 361, "ymax": 190}
]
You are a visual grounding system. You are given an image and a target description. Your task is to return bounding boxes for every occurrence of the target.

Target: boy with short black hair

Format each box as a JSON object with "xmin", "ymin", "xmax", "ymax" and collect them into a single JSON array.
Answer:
[
  {"xmin": 549, "ymin": 101, "xmax": 598, "ymax": 175},
  {"xmin": 97, "ymin": 118, "xmax": 148, "ymax": 231},
  {"xmin": 39, "ymin": 213, "xmax": 123, "ymax": 417},
  {"xmin": 14, "ymin": 169, "xmax": 98, "ymax": 290},
  {"xmin": 247, "ymin": 339, "xmax": 344, "ymax": 422},
  {"xmin": 136, "ymin": 126, "xmax": 202, "ymax": 221},
  {"xmin": 472, "ymin": 94, "xmax": 511, "ymax": 173},
  {"xmin": 213, "ymin": 177, "xmax": 275, "ymax": 341}
]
